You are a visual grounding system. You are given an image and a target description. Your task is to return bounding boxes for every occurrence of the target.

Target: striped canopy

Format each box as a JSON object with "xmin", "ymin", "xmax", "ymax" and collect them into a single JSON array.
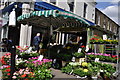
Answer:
[{"xmin": 17, "ymin": 10, "xmax": 90, "ymax": 26}]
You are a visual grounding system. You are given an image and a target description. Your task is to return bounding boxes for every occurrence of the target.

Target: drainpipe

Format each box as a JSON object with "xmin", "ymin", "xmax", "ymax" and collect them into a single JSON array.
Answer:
[
  {"xmin": 86, "ymin": 27, "xmax": 91, "ymax": 51},
  {"xmin": 117, "ymin": 27, "xmax": 120, "ymax": 75}
]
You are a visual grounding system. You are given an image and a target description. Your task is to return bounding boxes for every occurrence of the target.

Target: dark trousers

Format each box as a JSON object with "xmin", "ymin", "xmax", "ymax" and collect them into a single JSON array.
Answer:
[{"xmin": 34, "ymin": 45, "xmax": 40, "ymax": 53}]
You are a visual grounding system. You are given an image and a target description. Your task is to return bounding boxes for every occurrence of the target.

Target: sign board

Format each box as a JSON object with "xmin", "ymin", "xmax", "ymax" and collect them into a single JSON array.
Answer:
[
  {"xmin": 103, "ymin": 35, "xmax": 107, "ymax": 40},
  {"xmin": 78, "ymin": 48, "xmax": 82, "ymax": 53},
  {"xmin": 85, "ymin": 45, "xmax": 89, "ymax": 52},
  {"xmin": 38, "ymin": 55, "xmax": 43, "ymax": 61},
  {"xmin": 72, "ymin": 57, "xmax": 75, "ymax": 62},
  {"xmin": 95, "ymin": 58, "xmax": 99, "ymax": 62}
]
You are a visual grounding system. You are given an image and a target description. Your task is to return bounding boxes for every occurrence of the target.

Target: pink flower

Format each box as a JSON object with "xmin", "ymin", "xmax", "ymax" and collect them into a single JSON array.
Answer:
[
  {"xmin": 19, "ymin": 69, "xmax": 24, "ymax": 74},
  {"xmin": 24, "ymin": 71, "xmax": 30, "ymax": 74}
]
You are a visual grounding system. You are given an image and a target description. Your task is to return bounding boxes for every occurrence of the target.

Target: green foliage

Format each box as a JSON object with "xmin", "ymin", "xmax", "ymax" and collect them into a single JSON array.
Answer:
[
  {"xmin": 87, "ymin": 54, "xmax": 117, "ymax": 63},
  {"xmin": 34, "ymin": 68, "xmax": 52, "ymax": 80},
  {"xmin": 73, "ymin": 52, "xmax": 85, "ymax": 58},
  {"xmin": 61, "ymin": 62, "xmax": 116, "ymax": 77},
  {"xmin": 73, "ymin": 68, "xmax": 91, "ymax": 77},
  {"xmin": 61, "ymin": 64, "xmax": 73, "ymax": 74},
  {"xmin": 18, "ymin": 52, "xmax": 39, "ymax": 59}
]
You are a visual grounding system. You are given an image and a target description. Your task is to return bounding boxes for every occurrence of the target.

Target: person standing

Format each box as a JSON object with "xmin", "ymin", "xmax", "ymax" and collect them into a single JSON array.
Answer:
[
  {"xmin": 0, "ymin": 38, "xmax": 8, "ymax": 52},
  {"xmin": 33, "ymin": 33, "xmax": 41, "ymax": 53}
]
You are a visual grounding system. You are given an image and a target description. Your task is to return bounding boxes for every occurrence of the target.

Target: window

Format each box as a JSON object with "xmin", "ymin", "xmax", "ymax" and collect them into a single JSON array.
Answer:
[
  {"xmin": 68, "ymin": 0, "xmax": 74, "ymax": 12},
  {"xmin": 109, "ymin": 23, "xmax": 112, "ymax": 31},
  {"xmin": 107, "ymin": 21, "xmax": 110, "ymax": 30},
  {"xmin": 92, "ymin": 9, "xmax": 95, "ymax": 20},
  {"xmin": 103, "ymin": 19, "xmax": 106, "ymax": 28},
  {"xmin": 83, "ymin": 3, "xmax": 87, "ymax": 18},
  {"xmin": 97, "ymin": 15, "xmax": 100, "ymax": 25},
  {"xmin": 50, "ymin": 0, "xmax": 56, "ymax": 5}
]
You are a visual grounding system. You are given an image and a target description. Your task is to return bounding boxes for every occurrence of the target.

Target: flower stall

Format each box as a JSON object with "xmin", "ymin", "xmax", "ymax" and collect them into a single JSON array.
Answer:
[{"xmin": 61, "ymin": 61, "xmax": 116, "ymax": 79}]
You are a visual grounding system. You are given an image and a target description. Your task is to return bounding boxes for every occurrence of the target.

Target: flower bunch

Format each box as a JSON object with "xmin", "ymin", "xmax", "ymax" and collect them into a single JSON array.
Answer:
[
  {"xmin": 104, "ymin": 40, "xmax": 118, "ymax": 44},
  {"xmin": 111, "ymin": 55, "xmax": 120, "ymax": 60},
  {"xmin": 87, "ymin": 53, "xmax": 120, "ymax": 62},
  {"xmin": 26, "ymin": 57, "xmax": 52, "ymax": 69},
  {"xmin": 87, "ymin": 53, "xmax": 111, "ymax": 56},
  {"xmin": 90, "ymin": 35, "xmax": 102, "ymax": 43},
  {"xmin": 0, "ymin": 65, "xmax": 11, "ymax": 79},
  {"xmin": 0, "ymin": 53, "xmax": 11, "ymax": 65},
  {"xmin": 90, "ymin": 35, "xmax": 118, "ymax": 44},
  {"xmin": 12, "ymin": 67, "xmax": 34, "ymax": 80}
]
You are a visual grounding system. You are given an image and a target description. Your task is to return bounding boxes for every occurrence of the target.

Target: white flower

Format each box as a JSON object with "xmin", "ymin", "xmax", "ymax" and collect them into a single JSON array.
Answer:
[
  {"xmin": 12, "ymin": 76, "xmax": 17, "ymax": 79},
  {"xmin": 100, "ymin": 70, "xmax": 104, "ymax": 72},
  {"xmin": 38, "ymin": 70, "xmax": 41, "ymax": 73},
  {"xmin": 69, "ymin": 62, "xmax": 80, "ymax": 66}
]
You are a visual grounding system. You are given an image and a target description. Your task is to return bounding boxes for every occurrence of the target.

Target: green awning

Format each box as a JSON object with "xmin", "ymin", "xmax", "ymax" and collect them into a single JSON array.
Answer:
[{"xmin": 17, "ymin": 10, "xmax": 90, "ymax": 26}]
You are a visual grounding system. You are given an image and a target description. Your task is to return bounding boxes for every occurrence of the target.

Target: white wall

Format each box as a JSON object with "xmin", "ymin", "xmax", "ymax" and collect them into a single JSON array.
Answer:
[
  {"xmin": 74, "ymin": 0, "xmax": 84, "ymax": 18},
  {"xmin": 45, "ymin": 0, "xmax": 96, "ymax": 22},
  {"xmin": 86, "ymin": 2, "xmax": 95, "ymax": 22},
  {"xmin": 56, "ymin": 0, "xmax": 70, "ymax": 11},
  {"xmin": 74, "ymin": 0, "xmax": 95, "ymax": 22}
]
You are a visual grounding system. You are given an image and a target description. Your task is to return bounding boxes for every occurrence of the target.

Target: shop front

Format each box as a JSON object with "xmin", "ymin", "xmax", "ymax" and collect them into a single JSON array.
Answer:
[{"xmin": 17, "ymin": 10, "xmax": 92, "ymax": 47}]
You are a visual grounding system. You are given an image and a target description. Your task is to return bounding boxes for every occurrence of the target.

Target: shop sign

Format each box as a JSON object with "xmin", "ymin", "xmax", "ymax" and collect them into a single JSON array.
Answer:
[{"xmin": 103, "ymin": 35, "xmax": 107, "ymax": 40}]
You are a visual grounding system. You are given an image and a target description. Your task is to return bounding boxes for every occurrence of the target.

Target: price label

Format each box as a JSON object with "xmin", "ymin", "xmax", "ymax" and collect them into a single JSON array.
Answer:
[{"xmin": 38, "ymin": 55, "xmax": 43, "ymax": 61}]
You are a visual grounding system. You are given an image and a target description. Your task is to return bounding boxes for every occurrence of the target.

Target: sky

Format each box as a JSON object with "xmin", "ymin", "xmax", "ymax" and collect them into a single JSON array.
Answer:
[{"xmin": 96, "ymin": 0, "xmax": 120, "ymax": 25}]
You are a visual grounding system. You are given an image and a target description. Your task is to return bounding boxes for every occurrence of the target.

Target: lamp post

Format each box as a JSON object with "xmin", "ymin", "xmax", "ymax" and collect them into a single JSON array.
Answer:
[{"xmin": 8, "ymin": 4, "xmax": 17, "ymax": 80}]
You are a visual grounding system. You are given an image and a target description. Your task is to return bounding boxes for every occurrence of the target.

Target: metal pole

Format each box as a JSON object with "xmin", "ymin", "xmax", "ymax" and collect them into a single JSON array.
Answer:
[
  {"xmin": 114, "ymin": 26, "xmax": 120, "ymax": 77},
  {"xmin": 10, "ymin": 45, "xmax": 16, "ymax": 80},
  {"xmin": 117, "ymin": 27, "xmax": 120, "ymax": 74}
]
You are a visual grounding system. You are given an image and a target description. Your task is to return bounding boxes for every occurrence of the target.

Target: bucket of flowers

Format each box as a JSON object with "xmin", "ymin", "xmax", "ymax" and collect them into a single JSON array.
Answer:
[
  {"xmin": 0, "ymin": 53, "xmax": 11, "ymax": 65},
  {"xmin": 12, "ymin": 67, "xmax": 34, "ymax": 80}
]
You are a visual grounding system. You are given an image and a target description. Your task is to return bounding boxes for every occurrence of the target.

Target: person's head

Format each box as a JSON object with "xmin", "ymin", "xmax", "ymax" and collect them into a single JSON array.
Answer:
[
  {"xmin": 2, "ymin": 38, "xmax": 8, "ymax": 44},
  {"xmin": 36, "ymin": 33, "xmax": 40, "ymax": 36}
]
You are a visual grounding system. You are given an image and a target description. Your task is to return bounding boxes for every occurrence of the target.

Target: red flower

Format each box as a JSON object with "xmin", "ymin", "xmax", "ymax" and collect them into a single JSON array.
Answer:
[
  {"xmin": 7, "ymin": 73, "xmax": 10, "ymax": 76},
  {"xmin": 7, "ymin": 66, "xmax": 10, "ymax": 68},
  {"xmin": 81, "ymin": 45, "xmax": 85, "ymax": 48},
  {"xmin": 24, "ymin": 78, "xmax": 29, "ymax": 80},
  {"xmin": 112, "ymin": 55, "xmax": 117, "ymax": 58},
  {"xmin": 21, "ymin": 74, "xmax": 26, "ymax": 78},
  {"xmin": 17, "ymin": 46, "xmax": 20, "ymax": 48},
  {"xmin": 115, "ymin": 58, "xmax": 118, "ymax": 59},
  {"xmin": 6, "ymin": 69, "xmax": 10, "ymax": 72},
  {"xmin": 94, "ymin": 35, "xmax": 98, "ymax": 37},
  {"xmin": 94, "ymin": 38, "xmax": 99, "ymax": 40}
]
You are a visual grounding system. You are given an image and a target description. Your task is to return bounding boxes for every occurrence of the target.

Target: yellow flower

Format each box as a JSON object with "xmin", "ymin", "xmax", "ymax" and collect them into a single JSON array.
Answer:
[
  {"xmin": 81, "ymin": 62, "xmax": 88, "ymax": 67},
  {"xmin": 66, "ymin": 46, "xmax": 71, "ymax": 49},
  {"xmin": 83, "ymin": 69, "xmax": 88, "ymax": 72}
]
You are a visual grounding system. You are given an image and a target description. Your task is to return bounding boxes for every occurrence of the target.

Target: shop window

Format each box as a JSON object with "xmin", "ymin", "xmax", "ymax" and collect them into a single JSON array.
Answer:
[
  {"xmin": 83, "ymin": 3, "xmax": 87, "ymax": 18},
  {"xmin": 68, "ymin": 0, "xmax": 74, "ymax": 12},
  {"xmin": 103, "ymin": 19, "xmax": 106, "ymax": 29},
  {"xmin": 107, "ymin": 21, "xmax": 110, "ymax": 30},
  {"xmin": 50, "ymin": 0, "xmax": 56, "ymax": 5},
  {"xmin": 109, "ymin": 24, "xmax": 112, "ymax": 31},
  {"xmin": 97, "ymin": 15, "xmax": 100, "ymax": 25}
]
